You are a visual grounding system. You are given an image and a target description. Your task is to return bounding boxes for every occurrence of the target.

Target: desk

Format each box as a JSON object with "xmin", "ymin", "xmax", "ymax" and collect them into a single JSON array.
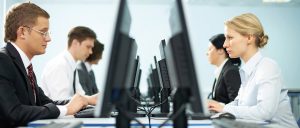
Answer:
[{"xmin": 28, "ymin": 117, "xmax": 213, "ymax": 128}]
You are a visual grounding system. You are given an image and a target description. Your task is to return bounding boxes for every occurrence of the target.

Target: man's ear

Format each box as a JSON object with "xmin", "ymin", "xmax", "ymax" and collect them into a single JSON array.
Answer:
[
  {"xmin": 71, "ymin": 39, "xmax": 80, "ymax": 47},
  {"xmin": 17, "ymin": 27, "xmax": 26, "ymax": 39}
]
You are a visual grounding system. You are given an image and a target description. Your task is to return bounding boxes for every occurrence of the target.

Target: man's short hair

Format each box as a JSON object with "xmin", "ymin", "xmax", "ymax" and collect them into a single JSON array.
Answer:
[
  {"xmin": 67, "ymin": 26, "xmax": 97, "ymax": 47},
  {"xmin": 4, "ymin": 3, "xmax": 50, "ymax": 43},
  {"xmin": 86, "ymin": 40, "xmax": 104, "ymax": 62}
]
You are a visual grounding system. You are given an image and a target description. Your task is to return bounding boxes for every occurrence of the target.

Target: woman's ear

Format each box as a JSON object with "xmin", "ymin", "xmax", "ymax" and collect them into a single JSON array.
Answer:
[
  {"xmin": 217, "ymin": 49, "xmax": 225, "ymax": 55},
  {"xmin": 247, "ymin": 34, "xmax": 255, "ymax": 45}
]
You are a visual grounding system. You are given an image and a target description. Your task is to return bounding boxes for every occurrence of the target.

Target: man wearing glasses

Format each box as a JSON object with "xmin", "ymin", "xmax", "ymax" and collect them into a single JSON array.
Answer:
[{"xmin": 0, "ymin": 3, "xmax": 89, "ymax": 127}]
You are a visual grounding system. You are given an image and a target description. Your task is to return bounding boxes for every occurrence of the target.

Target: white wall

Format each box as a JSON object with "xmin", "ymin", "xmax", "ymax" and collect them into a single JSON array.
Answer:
[
  {"xmin": 0, "ymin": 1, "xmax": 3, "ymax": 46},
  {"xmin": 31, "ymin": 2, "xmax": 118, "ymax": 94},
  {"xmin": 185, "ymin": 5, "xmax": 300, "ymax": 95},
  {"xmin": 1, "ymin": 1, "xmax": 300, "ymax": 96}
]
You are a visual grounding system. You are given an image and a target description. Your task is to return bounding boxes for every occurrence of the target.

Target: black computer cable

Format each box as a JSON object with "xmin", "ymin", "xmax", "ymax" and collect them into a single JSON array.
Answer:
[
  {"xmin": 125, "ymin": 90, "xmax": 152, "ymax": 128},
  {"xmin": 116, "ymin": 106, "xmax": 146, "ymax": 128},
  {"xmin": 148, "ymin": 98, "xmax": 169, "ymax": 115},
  {"xmin": 158, "ymin": 104, "xmax": 186, "ymax": 128},
  {"xmin": 125, "ymin": 90, "xmax": 148, "ymax": 113}
]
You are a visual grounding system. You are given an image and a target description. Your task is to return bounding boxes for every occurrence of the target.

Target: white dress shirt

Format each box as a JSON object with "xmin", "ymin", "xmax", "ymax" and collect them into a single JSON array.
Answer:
[
  {"xmin": 11, "ymin": 43, "xmax": 67, "ymax": 117},
  {"xmin": 41, "ymin": 50, "xmax": 85, "ymax": 101},
  {"xmin": 212, "ymin": 58, "xmax": 228, "ymax": 98},
  {"xmin": 223, "ymin": 51, "xmax": 297, "ymax": 128},
  {"xmin": 214, "ymin": 58, "xmax": 229, "ymax": 80},
  {"xmin": 84, "ymin": 61, "xmax": 92, "ymax": 72}
]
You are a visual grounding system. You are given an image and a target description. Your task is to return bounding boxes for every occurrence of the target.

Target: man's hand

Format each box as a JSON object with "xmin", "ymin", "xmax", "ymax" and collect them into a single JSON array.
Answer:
[
  {"xmin": 83, "ymin": 93, "xmax": 99, "ymax": 105},
  {"xmin": 65, "ymin": 93, "xmax": 88, "ymax": 115}
]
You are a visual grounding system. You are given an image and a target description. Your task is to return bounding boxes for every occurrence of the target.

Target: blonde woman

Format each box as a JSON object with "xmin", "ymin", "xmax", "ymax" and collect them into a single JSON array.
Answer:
[{"xmin": 208, "ymin": 13, "xmax": 297, "ymax": 128}]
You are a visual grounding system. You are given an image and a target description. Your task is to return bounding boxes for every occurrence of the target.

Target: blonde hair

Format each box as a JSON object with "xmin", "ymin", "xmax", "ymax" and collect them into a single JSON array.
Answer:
[{"xmin": 225, "ymin": 13, "xmax": 268, "ymax": 48}]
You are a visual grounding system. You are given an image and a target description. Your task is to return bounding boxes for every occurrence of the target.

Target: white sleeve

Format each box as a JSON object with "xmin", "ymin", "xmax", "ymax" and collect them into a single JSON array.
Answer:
[
  {"xmin": 41, "ymin": 64, "xmax": 73, "ymax": 100},
  {"xmin": 223, "ymin": 62, "xmax": 282, "ymax": 121},
  {"xmin": 57, "ymin": 105, "xmax": 68, "ymax": 117}
]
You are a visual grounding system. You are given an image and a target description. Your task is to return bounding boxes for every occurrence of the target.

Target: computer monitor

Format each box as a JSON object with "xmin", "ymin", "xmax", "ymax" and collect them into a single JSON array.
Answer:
[
  {"xmin": 146, "ymin": 63, "xmax": 161, "ymax": 105},
  {"xmin": 133, "ymin": 56, "xmax": 141, "ymax": 89},
  {"xmin": 94, "ymin": 0, "xmax": 138, "ymax": 127},
  {"xmin": 128, "ymin": 56, "xmax": 142, "ymax": 113},
  {"xmin": 136, "ymin": 69, "xmax": 142, "ymax": 93},
  {"xmin": 165, "ymin": 0, "xmax": 206, "ymax": 127},
  {"xmin": 153, "ymin": 57, "xmax": 162, "ymax": 104},
  {"xmin": 156, "ymin": 40, "xmax": 172, "ymax": 114}
]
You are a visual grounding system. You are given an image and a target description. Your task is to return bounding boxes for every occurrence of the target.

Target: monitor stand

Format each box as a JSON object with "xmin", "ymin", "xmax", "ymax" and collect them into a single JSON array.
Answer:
[{"xmin": 172, "ymin": 88, "xmax": 188, "ymax": 128}]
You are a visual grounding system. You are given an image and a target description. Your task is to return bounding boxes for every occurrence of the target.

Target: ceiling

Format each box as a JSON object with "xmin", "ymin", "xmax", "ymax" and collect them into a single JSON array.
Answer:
[{"xmin": 24, "ymin": 0, "xmax": 300, "ymax": 7}]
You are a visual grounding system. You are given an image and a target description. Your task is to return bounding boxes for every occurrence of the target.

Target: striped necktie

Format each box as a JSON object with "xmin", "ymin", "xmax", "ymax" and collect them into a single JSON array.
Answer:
[{"xmin": 27, "ymin": 64, "xmax": 36, "ymax": 102}]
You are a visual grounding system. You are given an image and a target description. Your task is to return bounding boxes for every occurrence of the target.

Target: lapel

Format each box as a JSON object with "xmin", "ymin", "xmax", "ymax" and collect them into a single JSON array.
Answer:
[
  {"xmin": 215, "ymin": 60, "xmax": 231, "ymax": 90},
  {"xmin": 6, "ymin": 43, "xmax": 36, "ymax": 105}
]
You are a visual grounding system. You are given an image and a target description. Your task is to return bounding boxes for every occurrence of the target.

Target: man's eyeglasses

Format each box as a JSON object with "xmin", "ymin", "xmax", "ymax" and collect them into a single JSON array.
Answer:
[{"xmin": 23, "ymin": 26, "xmax": 50, "ymax": 38}]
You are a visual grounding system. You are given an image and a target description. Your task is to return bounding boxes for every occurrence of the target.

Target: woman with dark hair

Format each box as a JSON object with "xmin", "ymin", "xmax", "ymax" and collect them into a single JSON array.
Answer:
[{"xmin": 206, "ymin": 33, "xmax": 241, "ymax": 104}]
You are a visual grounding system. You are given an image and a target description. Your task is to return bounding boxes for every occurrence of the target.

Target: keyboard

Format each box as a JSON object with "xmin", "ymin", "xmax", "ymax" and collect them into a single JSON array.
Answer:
[
  {"xmin": 213, "ymin": 119, "xmax": 267, "ymax": 128},
  {"xmin": 74, "ymin": 106, "xmax": 95, "ymax": 118},
  {"xmin": 40, "ymin": 121, "xmax": 82, "ymax": 128}
]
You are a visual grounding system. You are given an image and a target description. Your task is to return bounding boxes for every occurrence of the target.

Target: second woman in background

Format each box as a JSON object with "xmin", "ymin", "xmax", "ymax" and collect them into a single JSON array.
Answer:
[{"xmin": 207, "ymin": 34, "xmax": 241, "ymax": 104}]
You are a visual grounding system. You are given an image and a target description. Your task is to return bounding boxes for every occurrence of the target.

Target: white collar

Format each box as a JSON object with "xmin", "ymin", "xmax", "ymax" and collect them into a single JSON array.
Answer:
[
  {"xmin": 84, "ymin": 62, "xmax": 92, "ymax": 72},
  {"xmin": 240, "ymin": 51, "xmax": 263, "ymax": 78},
  {"xmin": 64, "ymin": 50, "xmax": 77, "ymax": 71},
  {"xmin": 11, "ymin": 43, "xmax": 31, "ymax": 72},
  {"xmin": 214, "ymin": 58, "xmax": 229, "ymax": 79}
]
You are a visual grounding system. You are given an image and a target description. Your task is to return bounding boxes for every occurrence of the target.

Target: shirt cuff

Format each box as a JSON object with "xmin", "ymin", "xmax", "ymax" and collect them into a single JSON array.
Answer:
[
  {"xmin": 218, "ymin": 102, "xmax": 225, "ymax": 112},
  {"xmin": 57, "ymin": 105, "xmax": 67, "ymax": 117},
  {"xmin": 223, "ymin": 104, "xmax": 233, "ymax": 114}
]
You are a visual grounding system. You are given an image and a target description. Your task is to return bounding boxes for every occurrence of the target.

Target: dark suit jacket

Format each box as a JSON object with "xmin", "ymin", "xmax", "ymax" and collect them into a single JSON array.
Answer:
[
  {"xmin": 212, "ymin": 60, "xmax": 241, "ymax": 104},
  {"xmin": 0, "ymin": 43, "xmax": 65, "ymax": 127},
  {"xmin": 77, "ymin": 61, "xmax": 98, "ymax": 95}
]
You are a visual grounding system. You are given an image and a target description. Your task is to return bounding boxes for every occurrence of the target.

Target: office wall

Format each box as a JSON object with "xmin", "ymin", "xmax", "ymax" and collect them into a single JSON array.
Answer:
[
  {"xmin": 131, "ymin": 4, "xmax": 300, "ymax": 95},
  {"xmin": 30, "ymin": 2, "xmax": 118, "ymax": 95},
  {"xmin": 1, "ymin": 1, "xmax": 300, "ymax": 96},
  {"xmin": 185, "ymin": 5, "xmax": 300, "ymax": 95},
  {"xmin": 0, "ymin": 1, "xmax": 3, "ymax": 47},
  {"xmin": 1, "ymin": 0, "xmax": 24, "ymax": 47}
]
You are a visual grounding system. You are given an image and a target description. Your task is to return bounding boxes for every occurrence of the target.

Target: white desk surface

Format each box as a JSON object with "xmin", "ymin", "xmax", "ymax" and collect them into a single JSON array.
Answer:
[{"xmin": 28, "ymin": 117, "xmax": 213, "ymax": 128}]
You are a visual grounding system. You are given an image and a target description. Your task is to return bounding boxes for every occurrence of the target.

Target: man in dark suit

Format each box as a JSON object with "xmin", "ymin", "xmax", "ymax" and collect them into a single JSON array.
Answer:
[
  {"xmin": 0, "ymin": 3, "xmax": 88, "ymax": 127},
  {"xmin": 77, "ymin": 40, "xmax": 104, "ymax": 95},
  {"xmin": 206, "ymin": 34, "xmax": 241, "ymax": 104}
]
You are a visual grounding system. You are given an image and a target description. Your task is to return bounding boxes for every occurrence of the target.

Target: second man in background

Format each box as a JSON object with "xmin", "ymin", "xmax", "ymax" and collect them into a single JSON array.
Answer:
[{"xmin": 41, "ymin": 26, "xmax": 98, "ymax": 105}]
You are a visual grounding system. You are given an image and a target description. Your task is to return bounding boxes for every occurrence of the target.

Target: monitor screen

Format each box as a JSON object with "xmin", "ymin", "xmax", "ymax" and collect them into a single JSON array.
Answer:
[
  {"xmin": 157, "ymin": 40, "xmax": 171, "ymax": 90},
  {"xmin": 149, "ymin": 62, "xmax": 161, "ymax": 104},
  {"xmin": 156, "ymin": 40, "xmax": 172, "ymax": 113},
  {"xmin": 164, "ymin": 0, "xmax": 207, "ymax": 126},
  {"xmin": 94, "ymin": 0, "xmax": 137, "ymax": 118},
  {"xmin": 132, "ymin": 56, "xmax": 141, "ymax": 88},
  {"xmin": 128, "ymin": 56, "xmax": 142, "ymax": 112}
]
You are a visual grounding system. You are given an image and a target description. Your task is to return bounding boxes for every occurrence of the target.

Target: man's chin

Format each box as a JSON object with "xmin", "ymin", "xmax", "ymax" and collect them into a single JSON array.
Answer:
[{"xmin": 36, "ymin": 50, "xmax": 46, "ymax": 55}]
